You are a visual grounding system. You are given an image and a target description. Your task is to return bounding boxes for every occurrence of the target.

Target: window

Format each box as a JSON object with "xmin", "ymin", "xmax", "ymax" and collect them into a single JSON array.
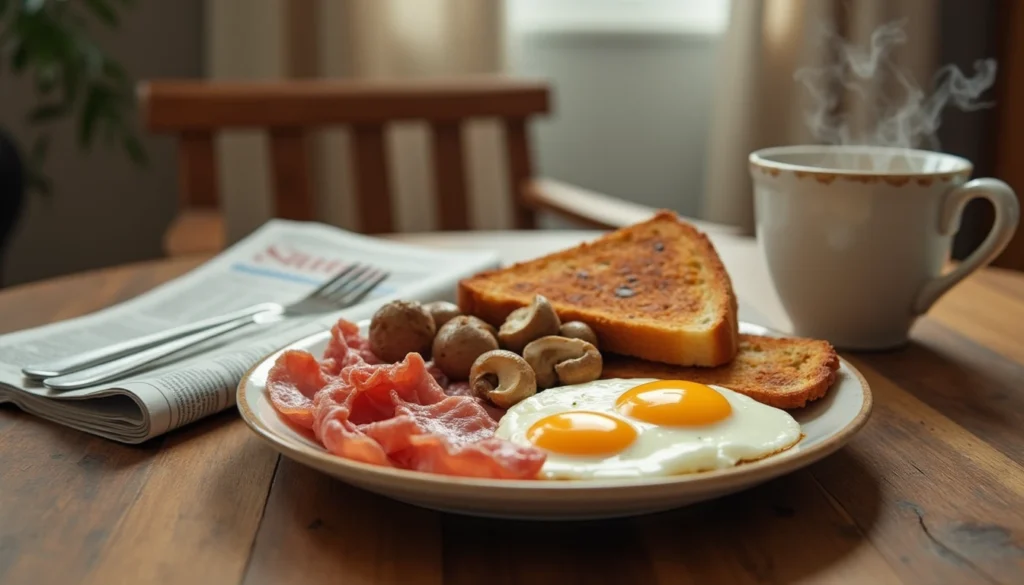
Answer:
[{"xmin": 506, "ymin": 0, "xmax": 731, "ymax": 34}]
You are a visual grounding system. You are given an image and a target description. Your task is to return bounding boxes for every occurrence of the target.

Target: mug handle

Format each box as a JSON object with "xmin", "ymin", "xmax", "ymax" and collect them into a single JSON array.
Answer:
[{"xmin": 913, "ymin": 178, "xmax": 1020, "ymax": 315}]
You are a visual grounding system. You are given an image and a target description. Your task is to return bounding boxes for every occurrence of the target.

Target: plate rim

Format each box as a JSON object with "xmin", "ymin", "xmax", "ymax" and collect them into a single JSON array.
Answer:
[{"xmin": 236, "ymin": 323, "xmax": 873, "ymax": 492}]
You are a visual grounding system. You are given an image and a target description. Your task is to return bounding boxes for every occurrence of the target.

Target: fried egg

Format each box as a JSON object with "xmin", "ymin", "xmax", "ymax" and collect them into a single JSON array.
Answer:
[{"xmin": 494, "ymin": 378, "xmax": 802, "ymax": 479}]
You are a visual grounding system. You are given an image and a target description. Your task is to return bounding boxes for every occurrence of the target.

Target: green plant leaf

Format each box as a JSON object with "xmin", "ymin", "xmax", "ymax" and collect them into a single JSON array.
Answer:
[
  {"xmin": 23, "ymin": 157, "xmax": 52, "ymax": 196},
  {"xmin": 123, "ymin": 134, "xmax": 146, "ymax": 166},
  {"xmin": 78, "ymin": 85, "xmax": 103, "ymax": 147},
  {"xmin": 11, "ymin": 0, "xmax": 144, "ymax": 194},
  {"xmin": 80, "ymin": 40, "xmax": 105, "ymax": 76},
  {"xmin": 83, "ymin": 0, "xmax": 118, "ymax": 27},
  {"xmin": 11, "ymin": 41, "xmax": 28, "ymax": 72},
  {"xmin": 99, "ymin": 112, "xmax": 123, "ymax": 148},
  {"xmin": 26, "ymin": 171, "xmax": 52, "ymax": 196},
  {"xmin": 101, "ymin": 58, "xmax": 128, "ymax": 82},
  {"xmin": 28, "ymin": 102, "xmax": 68, "ymax": 123},
  {"xmin": 61, "ymin": 59, "xmax": 82, "ymax": 106},
  {"xmin": 23, "ymin": 0, "xmax": 45, "ymax": 14},
  {"xmin": 31, "ymin": 135, "xmax": 50, "ymax": 163},
  {"xmin": 33, "ymin": 61, "xmax": 61, "ymax": 94}
]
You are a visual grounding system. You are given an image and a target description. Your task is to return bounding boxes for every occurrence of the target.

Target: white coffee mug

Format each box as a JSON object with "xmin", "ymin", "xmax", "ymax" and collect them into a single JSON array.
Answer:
[{"xmin": 749, "ymin": 145, "xmax": 1020, "ymax": 350}]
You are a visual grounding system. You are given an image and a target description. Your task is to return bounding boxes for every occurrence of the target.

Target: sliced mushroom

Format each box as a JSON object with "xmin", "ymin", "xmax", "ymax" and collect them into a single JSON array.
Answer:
[
  {"xmin": 432, "ymin": 316, "xmax": 499, "ymax": 380},
  {"xmin": 368, "ymin": 300, "xmax": 436, "ymax": 363},
  {"xmin": 559, "ymin": 321, "xmax": 599, "ymax": 348},
  {"xmin": 423, "ymin": 301, "xmax": 462, "ymax": 329},
  {"xmin": 522, "ymin": 336, "xmax": 603, "ymax": 389},
  {"xmin": 497, "ymin": 295, "xmax": 561, "ymax": 353},
  {"xmin": 469, "ymin": 350, "xmax": 537, "ymax": 408}
]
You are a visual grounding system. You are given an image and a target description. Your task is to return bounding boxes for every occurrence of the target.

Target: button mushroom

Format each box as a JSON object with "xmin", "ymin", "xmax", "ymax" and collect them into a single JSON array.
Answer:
[
  {"xmin": 559, "ymin": 321, "xmax": 599, "ymax": 348},
  {"xmin": 432, "ymin": 316, "xmax": 499, "ymax": 380},
  {"xmin": 423, "ymin": 300, "xmax": 462, "ymax": 329},
  {"xmin": 497, "ymin": 294, "xmax": 561, "ymax": 353},
  {"xmin": 368, "ymin": 300, "xmax": 436, "ymax": 363},
  {"xmin": 469, "ymin": 350, "xmax": 537, "ymax": 408},
  {"xmin": 522, "ymin": 335, "xmax": 603, "ymax": 389}
]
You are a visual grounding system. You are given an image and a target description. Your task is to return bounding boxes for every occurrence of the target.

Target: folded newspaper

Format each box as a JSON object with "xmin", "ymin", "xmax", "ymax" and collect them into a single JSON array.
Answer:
[{"xmin": 0, "ymin": 220, "xmax": 499, "ymax": 443}]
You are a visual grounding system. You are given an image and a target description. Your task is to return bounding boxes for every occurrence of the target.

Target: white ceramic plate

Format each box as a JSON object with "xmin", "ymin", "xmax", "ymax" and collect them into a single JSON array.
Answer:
[{"xmin": 237, "ymin": 322, "xmax": 872, "ymax": 520}]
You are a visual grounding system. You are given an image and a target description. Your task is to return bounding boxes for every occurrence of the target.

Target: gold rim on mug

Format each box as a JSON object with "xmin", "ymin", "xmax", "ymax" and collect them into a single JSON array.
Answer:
[
  {"xmin": 236, "ymin": 329, "xmax": 874, "ymax": 492},
  {"xmin": 749, "ymin": 145, "xmax": 973, "ymax": 187}
]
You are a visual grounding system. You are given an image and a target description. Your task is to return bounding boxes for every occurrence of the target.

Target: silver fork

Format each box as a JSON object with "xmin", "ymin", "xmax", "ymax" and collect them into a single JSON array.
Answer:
[{"xmin": 25, "ymin": 264, "xmax": 389, "ymax": 390}]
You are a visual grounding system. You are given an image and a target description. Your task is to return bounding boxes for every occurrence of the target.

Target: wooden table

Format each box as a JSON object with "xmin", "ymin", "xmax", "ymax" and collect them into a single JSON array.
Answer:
[{"xmin": 1, "ymin": 231, "xmax": 1022, "ymax": 585}]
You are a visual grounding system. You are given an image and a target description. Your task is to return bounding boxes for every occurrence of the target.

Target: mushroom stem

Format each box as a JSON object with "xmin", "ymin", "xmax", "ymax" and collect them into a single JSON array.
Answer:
[
  {"xmin": 522, "ymin": 336, "xmax": 603, "ymax": 389},
  {"xmin": 469, "ymin": 350, "xmax": 537, "ymax": 409},
  {"xmin": 559, "ymin": 321, "xmax": 599, "ymax": 348},
  {"xmin": 497, "ymin": 295, "xmax": 561, "ymax": 353},
  {"xmin": 554, "ymin": 347, "xmax": 603, "ymax": 385}
]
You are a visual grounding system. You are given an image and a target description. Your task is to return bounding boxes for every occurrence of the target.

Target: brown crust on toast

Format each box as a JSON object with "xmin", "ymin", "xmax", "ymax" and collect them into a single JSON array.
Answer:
[
  {"xmin": 600, "ymin": 334, "xmax": 840, "ymax": 409},
  {"xmin": 458, "ymin": 211, "xmax": 739, "ymax": 366}
]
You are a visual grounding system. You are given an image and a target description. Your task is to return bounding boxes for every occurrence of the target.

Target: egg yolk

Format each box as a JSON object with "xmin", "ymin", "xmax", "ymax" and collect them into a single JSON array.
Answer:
[
  {"xmin": 615, "ymin": 380, "xmax": 732, "ymax": 426},
  {"xmin": 526, "ymin": 412, "xmax": 637, "ymax": 456}
]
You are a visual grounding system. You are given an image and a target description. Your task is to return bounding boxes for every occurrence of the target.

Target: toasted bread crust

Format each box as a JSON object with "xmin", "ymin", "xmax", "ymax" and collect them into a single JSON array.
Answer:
[
  {"xmin": 600, "ymin": 335, "xmax": 840, "ymax": 409},
  {"xmin": 458, "ymin": 211, "xmax": 739, "ymax": 366}
]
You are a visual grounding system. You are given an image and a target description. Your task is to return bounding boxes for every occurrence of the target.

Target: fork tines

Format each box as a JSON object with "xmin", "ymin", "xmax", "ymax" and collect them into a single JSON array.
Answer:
[
  {"xmin": 308, "ymin": 264, "xmax": 360, "ymax": 298},
  {"xmin": 315, "ymin": 264, "xmax": 389, "ymax": 306}
]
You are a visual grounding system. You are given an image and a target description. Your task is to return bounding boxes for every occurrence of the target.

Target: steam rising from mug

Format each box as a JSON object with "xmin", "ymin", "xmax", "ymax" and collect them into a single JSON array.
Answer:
[{"xmin": 794, "ymin": 19, "xmax": 997, "ymax": 158}]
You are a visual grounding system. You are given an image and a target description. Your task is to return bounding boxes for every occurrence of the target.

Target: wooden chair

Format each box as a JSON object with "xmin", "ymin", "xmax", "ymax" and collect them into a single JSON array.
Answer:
[{"xmin": 138, "ymin": 78, "xmax": 736, "ymax": 256}]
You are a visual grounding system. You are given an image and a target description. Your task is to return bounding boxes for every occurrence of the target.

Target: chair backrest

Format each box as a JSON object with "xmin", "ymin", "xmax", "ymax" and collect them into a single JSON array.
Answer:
[{"xmin": 138, "ymin": 78, "xmax": 551, "ymax": 233}]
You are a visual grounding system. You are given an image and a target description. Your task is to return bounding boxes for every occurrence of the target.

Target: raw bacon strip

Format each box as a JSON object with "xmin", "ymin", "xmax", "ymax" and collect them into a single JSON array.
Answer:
[
  {"xmin": 318, "ymin": 413, "xmax": 393, "ymax": 467},
  {"xmin": 354, "ymin": 415, "xmax": 426, "ymax": 454},
  {"xmin": 399, "ymin": 436, "xmax": 547, "ymax": 480},
  {"xmin": 476, "ymin": 401, "xmax": 508, "ymax": 424},
  {"xmin": 340, "ymin": 355, "xmax": 449, "ymax": 425},
  {"xmin": 311, "ymin": 352, "xmax": 439, "ymax": 442},
  {"xmin": 445, "ymin": 381, "xmax": 507, "ymax": 422},
  {"xmin": 267, "ymin": 350, "xmax": 328, "ymax": 429},
  {"xmin": 425, "ymin": 361, "xmax": 450, "ymax": 389},
  {"xmin": 313, "ymin": 352, "xmax": 545, "ymax": 479},
  {"xmin": 269, "ymin": 318, "xmax": 546, "ymax": 479},
  {"xmin": 313, "ymin": 353, "xmax": 449, "ymax": 433},
  {"xmin": 311, "ymin": 380, "xmax": 352, "ymax": 433},
  {"xmin": 390, "ymin": 395, "xmax": 498, "ymax": 445},
  {"xmin": 386, "ymin": 398, "xmax": 543, "ymax": 478},
  {"xmin": 321, "ymin": 319, "xmax": 380, "ymax": 375},
  {"xmin": 322, "ymin": 396, "xmax": 544, "ymax": 479},
  {"xmin": 444, "ymin": 381, "xmax": 473, "ymax": 397}
]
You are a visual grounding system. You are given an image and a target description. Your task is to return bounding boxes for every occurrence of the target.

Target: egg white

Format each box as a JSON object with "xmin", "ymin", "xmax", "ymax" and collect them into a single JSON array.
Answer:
[{"xmin": 494, "ymin": 378, "xmax": 802, "ymax": 480}]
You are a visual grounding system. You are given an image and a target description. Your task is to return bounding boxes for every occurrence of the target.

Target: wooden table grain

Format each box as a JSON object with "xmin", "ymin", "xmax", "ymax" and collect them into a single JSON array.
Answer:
[{"xmin": 1, "ymin": 231, "xmax": 1022, "ymax": 585}]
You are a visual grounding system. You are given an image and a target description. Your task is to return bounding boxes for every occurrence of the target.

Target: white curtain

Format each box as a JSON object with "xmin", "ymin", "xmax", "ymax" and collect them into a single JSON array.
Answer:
[{"xmin": 206, "ymin": 0, "xmax": 508, "ymax": 242}]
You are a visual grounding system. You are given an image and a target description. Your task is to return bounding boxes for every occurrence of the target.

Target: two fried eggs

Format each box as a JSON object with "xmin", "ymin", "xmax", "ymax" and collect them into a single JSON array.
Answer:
[{"xmin": 495, "ymin": 378, "xmax": 802, "ymax": 479}]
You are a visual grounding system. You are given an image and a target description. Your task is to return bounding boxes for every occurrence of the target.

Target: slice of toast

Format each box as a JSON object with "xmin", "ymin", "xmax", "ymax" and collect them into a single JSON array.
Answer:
[
  {"xmin": 601, "ymin": 334, "xmax": 840, "ymax": 409},
  {"xmin": 458, "ymin": 211, "xmax": 739, "ymax": 366}
]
